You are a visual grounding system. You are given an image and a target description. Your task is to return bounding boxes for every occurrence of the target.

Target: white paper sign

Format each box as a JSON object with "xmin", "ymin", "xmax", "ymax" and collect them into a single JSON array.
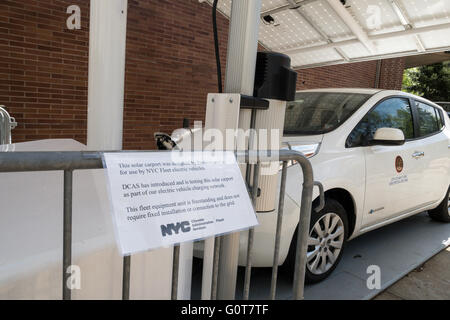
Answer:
[{"xmin": 103, "ymin": 151, "xmax": 258, "ymax": 255}]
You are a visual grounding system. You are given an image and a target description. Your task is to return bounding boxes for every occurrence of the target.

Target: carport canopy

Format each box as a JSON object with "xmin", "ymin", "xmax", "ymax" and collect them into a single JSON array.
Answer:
[{"xmin": 206, "ymin": 0, "xmax": 450, "ymax": 69}]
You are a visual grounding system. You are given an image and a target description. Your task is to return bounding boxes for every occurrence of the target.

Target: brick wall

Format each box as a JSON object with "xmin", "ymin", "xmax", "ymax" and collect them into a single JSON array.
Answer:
[
  {"xmin": 123, "ymin": 0, "xmax": 229, "ymax": 149},
  {"xmin": 297, "ymin": 60, "xmax": 379, "ymax": 89},
  {"xmin": 0, "ymin": 0, "xmax": 406, "ymax": 149},
  {"xmin": 378, "ymin": 58, "xmax": 406, "ymax": 90},
  {"xmin": 296, "ymin": 58, "xmax": 405, "ymax": 90},
  {"xmin": 0, "ymin": 0, "xmax": 90, "ymax": 143}
]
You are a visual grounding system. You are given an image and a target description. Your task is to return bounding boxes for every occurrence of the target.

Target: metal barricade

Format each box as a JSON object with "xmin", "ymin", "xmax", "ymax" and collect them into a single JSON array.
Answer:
[
  {"xmin": 0, "ymin": 106, "xmax": 17, "ymax": 145},
  {"xmin": 0, "ymin": 149, "xmax": 322, "ymax": 300},
  {"xmin": 235, "ymin": 150, "xmax": 324, "ymax": 300}
]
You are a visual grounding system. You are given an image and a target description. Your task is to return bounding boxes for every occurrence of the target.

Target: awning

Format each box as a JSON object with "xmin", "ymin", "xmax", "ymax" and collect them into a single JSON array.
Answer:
[{"xmin": 207, "ymin": 0, "xmax": 450, "ymax": 69}]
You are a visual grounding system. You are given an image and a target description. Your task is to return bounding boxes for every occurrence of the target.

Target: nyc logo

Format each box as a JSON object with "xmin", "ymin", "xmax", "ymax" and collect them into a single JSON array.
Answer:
[{"xmin": 161, "ymin": 222, "xmax": 191, "ymax": 237}]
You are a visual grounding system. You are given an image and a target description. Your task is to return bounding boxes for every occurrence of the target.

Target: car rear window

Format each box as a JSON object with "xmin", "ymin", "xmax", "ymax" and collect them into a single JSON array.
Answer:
[{"xmin": 416, "ymin": 101, "xmax": 443, "ymax": 137}]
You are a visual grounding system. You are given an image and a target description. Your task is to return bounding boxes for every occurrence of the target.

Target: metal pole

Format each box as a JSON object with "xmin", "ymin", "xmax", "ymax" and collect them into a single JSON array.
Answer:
[
  {"xmin": 201, "ymin": 237, "xmax": 215, "ymax": 300},
  {"xmin": 270, "ymin": 161, "xmax": 288, "ymax": 299},
  {"xmin": 217, "ymin": 0, "xmax": 262, "ymax": 300},
  {"xmin": 210, "ymin": 237, "xmax": 221, "ymax": 300},
  {"xmin": 122, "ymin": 256, "xmax": 131, "ymax": 300},
  {"xmin": 171, "ymin": 245, "xmax": 181, "ymax": 300},
  {"xmin": 292, "ymin": 161, "xmax": 314, "ymax": 300},
  {"xmin": 245, "ymin": 110, "xmax": 257, "ymax": 184},
  {"xmin": 62, "ymin": 170, "xmax": 73, "ymax": 300},
  {"xmin": 0, "ymin": 108, "xmax": 7, "ymax": 145},
  {"xmin": 243, "ymin": 162, "xmax": 261, "ymax": 300}
]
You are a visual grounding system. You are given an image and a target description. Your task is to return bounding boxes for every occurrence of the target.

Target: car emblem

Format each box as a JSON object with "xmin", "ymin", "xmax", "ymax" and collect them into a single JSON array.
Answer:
[{"xmin": 395, "ymin": 156, "xmax": 403, "ymax": 173}]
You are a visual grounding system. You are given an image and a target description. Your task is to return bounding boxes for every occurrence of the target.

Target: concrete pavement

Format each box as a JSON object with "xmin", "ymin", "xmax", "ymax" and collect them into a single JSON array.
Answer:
[{"xmin": 374, "ymin": 246, "xmax": 450, "ymax": 300}]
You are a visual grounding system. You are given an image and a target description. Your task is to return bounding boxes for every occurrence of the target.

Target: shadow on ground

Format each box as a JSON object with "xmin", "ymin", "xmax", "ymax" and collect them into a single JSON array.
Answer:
[{"xmin": 191, "ymin": 212, "xmax": 450, "ymax": 300}]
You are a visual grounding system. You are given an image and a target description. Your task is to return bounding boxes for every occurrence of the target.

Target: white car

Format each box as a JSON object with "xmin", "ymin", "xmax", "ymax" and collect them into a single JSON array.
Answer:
[
  {"xmin": 251, "ymin": 88, "xmax": 450, "ymax": 283},
  {"xmin": 159, "ymin": 88, "xmax": 450, "ymax": 283}
]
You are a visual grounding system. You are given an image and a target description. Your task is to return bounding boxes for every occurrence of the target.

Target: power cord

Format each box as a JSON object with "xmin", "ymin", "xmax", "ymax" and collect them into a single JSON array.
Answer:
[{"xmin": 212, "ymin": 0, "xmax": 222, "ymax": 93}]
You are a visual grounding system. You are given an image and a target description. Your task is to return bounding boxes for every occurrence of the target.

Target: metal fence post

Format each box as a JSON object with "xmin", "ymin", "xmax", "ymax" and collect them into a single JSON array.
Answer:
[
  {"xmin": 171, "ymin": 245, "xmax": 181, "ymax": 300},
  {"xmin": 122, "ymin": 256, "xmax": 131, "ymax": 300},
  {"xmin": 63, "ymin": 170, "xmax": 73, "ymax": 300},
  {"xmin": 210, "ymin": 237, "xmax": 221, "ymax": 300},
  {"xmin": 243, "ymin": 162, "xmax": 261, "ymax": 300},
  {"xmin": 292, "ymin": 160, "xmax": 314, "ymax": 300},
  {"xmin": 270, "ymin": 161, "xmax": 288, "ymax": 299}
]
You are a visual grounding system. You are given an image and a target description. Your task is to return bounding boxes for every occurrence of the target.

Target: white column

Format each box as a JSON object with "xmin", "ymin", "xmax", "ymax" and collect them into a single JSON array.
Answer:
[
  {"xmin": 217, "ymin": 0, "xmax": 262, "ymax": 300},
  {"xmin": 87, "ymin": 0, "xmax": 128, "ymax": 150},
  {"xmin": 87, "ymin": 0, "xmax": 178, "ymax": 300}
]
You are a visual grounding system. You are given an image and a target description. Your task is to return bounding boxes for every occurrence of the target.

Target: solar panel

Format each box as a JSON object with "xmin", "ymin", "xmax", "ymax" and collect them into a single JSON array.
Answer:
[{"xmin": 205, "ymin": 0, "xmax": 450, "ymax": 68}]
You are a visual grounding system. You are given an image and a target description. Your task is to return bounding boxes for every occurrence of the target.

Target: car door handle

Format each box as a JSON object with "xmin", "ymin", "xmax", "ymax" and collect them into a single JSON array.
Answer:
[{"xmin": 412, "ymin": 151, "xmax": 425, "ymax": 159}]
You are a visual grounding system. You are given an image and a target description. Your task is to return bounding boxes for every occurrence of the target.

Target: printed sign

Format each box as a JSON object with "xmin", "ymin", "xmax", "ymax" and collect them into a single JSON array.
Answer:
[{"xmin": 103, "ymin": 151, "xmax": 258, "ymax": 255}]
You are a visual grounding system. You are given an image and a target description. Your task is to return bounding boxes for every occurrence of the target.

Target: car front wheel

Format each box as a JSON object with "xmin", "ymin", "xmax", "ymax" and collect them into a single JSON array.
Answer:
[{"xmin": 305, "ymin": 199, "xmax": 348, "ymax": 284}]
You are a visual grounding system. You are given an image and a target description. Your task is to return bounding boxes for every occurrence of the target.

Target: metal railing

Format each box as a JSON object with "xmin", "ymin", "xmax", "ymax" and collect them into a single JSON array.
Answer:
[
  {"xmin": 0, "ymin": 106, "xmax": 17, "ymax": 145},
  {"xmin": 0, "ymin": 149, "xmax": 321, "ymax": 300}
]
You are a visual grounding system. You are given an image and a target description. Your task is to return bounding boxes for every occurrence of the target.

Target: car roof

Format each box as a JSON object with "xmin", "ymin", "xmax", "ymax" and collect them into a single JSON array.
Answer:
[
  {"xmin": 296, "ymin": 88, "xmax": 382, "ymax": 95},
  {"xmin": 295, "ymin": 88, "xmax": 445, "ymax": 111}
]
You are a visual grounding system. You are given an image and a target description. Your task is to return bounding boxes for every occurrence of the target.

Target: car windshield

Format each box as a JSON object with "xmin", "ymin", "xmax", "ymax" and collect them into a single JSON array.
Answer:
[{"xmin": 284, "ymin": 92, "xmax": 372, "ymax": 135}]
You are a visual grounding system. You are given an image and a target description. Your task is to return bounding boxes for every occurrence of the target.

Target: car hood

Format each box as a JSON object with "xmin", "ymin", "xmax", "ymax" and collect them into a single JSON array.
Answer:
[{"xmin": 282, "ymin": 134, "xmax": 324, "ymax": 145}]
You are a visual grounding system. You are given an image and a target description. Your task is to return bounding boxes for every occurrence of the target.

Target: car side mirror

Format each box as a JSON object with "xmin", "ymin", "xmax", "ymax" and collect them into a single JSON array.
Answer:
[{"xmin": 369, "ymin": 128, "xmax": 405, "ymax": 146}]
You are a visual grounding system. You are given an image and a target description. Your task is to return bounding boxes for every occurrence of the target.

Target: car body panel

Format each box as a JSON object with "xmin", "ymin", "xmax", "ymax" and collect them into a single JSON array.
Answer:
[
  {"xmin": 361, "ymin": 139, "xmax": 426, "ymax": 228},
  {"xmin": 193, "ymin": 89, "xmax": 450, "ymax": 268}
]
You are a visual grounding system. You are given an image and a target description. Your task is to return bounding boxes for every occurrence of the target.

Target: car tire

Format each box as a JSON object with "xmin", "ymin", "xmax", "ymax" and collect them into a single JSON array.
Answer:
[
  {"xmin": 428, "ymin": 187, "xmax": 450, "ymax": 223},
  {"xmin": 284, "ymin": 198, "xmax": 348, "ymax": 284}
]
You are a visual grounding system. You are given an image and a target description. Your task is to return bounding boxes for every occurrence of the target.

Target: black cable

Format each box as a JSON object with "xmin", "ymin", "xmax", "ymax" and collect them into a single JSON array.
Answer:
[{"xmin": 212, "ymin": 0, "xmax": 222, "ymax": 93}]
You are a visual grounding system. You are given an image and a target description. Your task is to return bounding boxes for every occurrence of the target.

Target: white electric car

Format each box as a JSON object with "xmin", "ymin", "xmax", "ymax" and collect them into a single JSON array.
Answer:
[
  {"xmin": 159, "ymin": 88, "xmax": 450, "ymax": 283},
  {"xmin": 257, "ymin": 88, "xmax": 450, "ymax": 283}
]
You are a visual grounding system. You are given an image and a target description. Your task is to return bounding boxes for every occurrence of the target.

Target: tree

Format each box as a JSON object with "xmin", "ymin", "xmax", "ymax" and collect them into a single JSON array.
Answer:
[{"xmin": 403, "ymin": 61, "xmax": 450, "ymax": 102}]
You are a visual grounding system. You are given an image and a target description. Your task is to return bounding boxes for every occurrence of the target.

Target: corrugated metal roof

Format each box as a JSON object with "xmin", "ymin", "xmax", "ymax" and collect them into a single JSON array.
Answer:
[{"xmin": 206, "ymin": 0, "xmax": 450, "ymax": 69}]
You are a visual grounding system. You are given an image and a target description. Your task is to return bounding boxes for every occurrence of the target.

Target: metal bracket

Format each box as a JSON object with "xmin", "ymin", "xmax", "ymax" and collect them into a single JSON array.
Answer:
[
  {"xmin": 314, "ymin": 181, "xmax": 325, "ymax": 212},
  {"xmin": 10, "ymin": 117, "xmax": 17, "ymax": 130},
  {"xmin": 239, "ymin": 94, "xmax": 269, "ymax": 110}
]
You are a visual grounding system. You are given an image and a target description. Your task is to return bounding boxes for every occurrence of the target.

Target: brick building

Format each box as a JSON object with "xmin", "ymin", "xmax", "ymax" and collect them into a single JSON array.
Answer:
[{"xmin": 0, "ymin": 0, "xmax": 405, "ymax": 149}]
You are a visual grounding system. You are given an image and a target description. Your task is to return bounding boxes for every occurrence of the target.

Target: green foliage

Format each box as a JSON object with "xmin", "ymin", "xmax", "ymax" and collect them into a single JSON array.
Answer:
[{"xmin": 402, "ymin": 61, "xmax": 450, "ymax": 102}]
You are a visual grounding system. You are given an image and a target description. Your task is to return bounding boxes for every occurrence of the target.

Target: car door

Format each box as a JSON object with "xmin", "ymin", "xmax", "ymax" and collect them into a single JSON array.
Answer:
[
  {"xmin": 412, "ymin": 101, "xmax": 449, "ymax": 204},
  {"xmin": 347, "ymin": 97, "xmax": 424, "ymax": 228}
]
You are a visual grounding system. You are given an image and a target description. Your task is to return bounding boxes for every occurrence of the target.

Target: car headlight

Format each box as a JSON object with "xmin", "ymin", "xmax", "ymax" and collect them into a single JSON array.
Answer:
[
  {"xmin": 289, "ymin": 143, "xmax": 320, "ymax": 158},
  {"xmin": 280, "ymin": 143, "xmax": 320, "ymax": 170}
]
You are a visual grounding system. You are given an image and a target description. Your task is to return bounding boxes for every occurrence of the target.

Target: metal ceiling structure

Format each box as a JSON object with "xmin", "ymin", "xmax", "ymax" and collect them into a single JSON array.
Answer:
[
  {"xmin": 206, "ymin": 0, "xmax": 450, "ymax": 69},
  {"xmin": 404, "ymin": 51, "xmax": 450, "ymax": 68}
]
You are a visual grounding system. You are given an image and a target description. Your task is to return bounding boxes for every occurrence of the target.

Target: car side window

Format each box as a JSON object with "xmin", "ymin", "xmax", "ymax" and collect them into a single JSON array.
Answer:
[
  {"xmin": 346, "ymin": 97, "xmax": 414, "ymax": 148},
  {"xmin": 415, "ymin": 101, "xmax": 442, "ymax": 136}
]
